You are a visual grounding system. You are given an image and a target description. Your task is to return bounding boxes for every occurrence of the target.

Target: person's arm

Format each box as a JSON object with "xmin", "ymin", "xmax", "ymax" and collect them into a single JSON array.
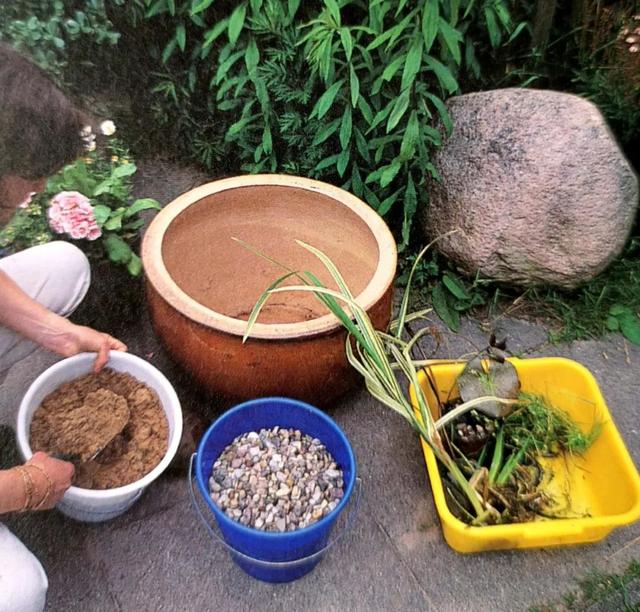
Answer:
[
  {"xmin": 0, "ymin": 452, "xmax": 74, "ymax": 514},
  {"xmin": 0, "ymin": 269, "xmax": 127, "ymax": 371}
]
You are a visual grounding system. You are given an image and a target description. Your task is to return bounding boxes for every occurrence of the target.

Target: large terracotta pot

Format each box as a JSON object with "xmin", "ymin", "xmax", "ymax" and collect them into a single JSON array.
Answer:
[{"xmin": 141, "ymin": 174, "xmax": 397, "ymax": 406}]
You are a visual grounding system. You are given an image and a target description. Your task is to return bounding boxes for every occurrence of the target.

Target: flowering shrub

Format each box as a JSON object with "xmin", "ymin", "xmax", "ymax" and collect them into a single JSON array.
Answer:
[
  {"xmin": 0, "ymin": 124, "xmax": 160, "ymax": 275},
  {"xmin": 48, "ymin": 191, "xmax": 102, "ymax": 241}
]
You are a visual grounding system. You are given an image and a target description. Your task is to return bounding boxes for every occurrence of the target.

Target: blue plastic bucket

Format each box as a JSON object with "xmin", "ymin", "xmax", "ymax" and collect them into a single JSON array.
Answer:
[{"xmin": 192, "ymin": 397, "xmax": 357, "ymax": 583}]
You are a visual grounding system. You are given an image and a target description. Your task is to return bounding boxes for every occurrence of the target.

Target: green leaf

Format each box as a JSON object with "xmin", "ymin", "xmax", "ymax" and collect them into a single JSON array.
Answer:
[
  {"xmin": 508, "ymin": 21, "xmax": 527, "ymax": 44},
  {"xmin": 339, "ymin": 106, "xmax": 352, "ymax": 149},
  {"xmin": 442, "ymin": 273, "xmax": 471, "ymax": 300},
  {"xmin": 351, "ymin": 166, "xmax": 363, "ymax": 196},
  {"xmin": 228, "ymin": 3, "xmax": 247, "ymax": 45},
  {"xmin": 176, "ymin": 23, "xmax": 186, "ymax": 51},
  {"xmin": 432, "ymin": 282, "xmax": 459, "ymax": 331},
  {"xmin": 250, "ymin": 0, "xmax": 263, "ymax": 12},
  {"xmin": 191, "ymin": 0, "xmax": 215, "ymax": 15},
  {"xmin": 336, "ymin": 148, "xmax": 350, "ymax": 177},
  {"xmin": 382, "ymin": 55, "xmax": 405, "ymax": 82},
  {"xmin": 401, "ymin": 37, "xmax": 423, "ymax": 91},
  {"xmin": 146, "ymin": 0, "xmax": 168, "ymax": 18},
  {"xmin": 288, "ymin": 0, "xmax": 301, "ymax": 17},
  {"xmin": 354, "ymin": 127, "xmax": 371, "ymax": 163},
  {"xmin": 162, "ymin": 37, "xmax": 178, "ymax": 64},
  {"xmin": 421, "ymin": 1, "xmax": 439, "ymax": 51},
  {"xmin": 386, "ymin": 88, "xmax": 410, "ymax": 132},
  {"xmin": 424, "ymin": 92, "xmax": 452, "ymax": 134},
  {"xmin": 104, "ymin": 215, "xmax": 123, "ymax": 231},
  {"xmin": 425, "ymin": 55, "xmax": 458, "ymax": 94},
  {"xmin": 619, "ymin": 313, "xmax": 640, "ymax": 345},
  {"xmin": 312, "ymin": 118, "xmax": 341, "ymax": 146},
  {"xmin": 203, "ymin": 20, "xmax": 228, "ymax": 49},
  {"xmin": 380, "ymin": 161, "xmax": 401, "ymax": 188},
  {"xmin": 104, "ymin": 235, "xmax": 132, "ymax": 264},
  {"xmin": 438, "ymin": 17, "xmax": 462, "ymax": 64},
  {"xmin": 314, "ymin": 154, "xmax": 340, "ymax": 172},
  {"xmin": 484, "ymin": 6, "xmax": 500, "ymax": 48},
  {"xmin": 324, "ymin": 0, "xmax": 341, "ymax": 25},
  {"xmin": 262, "ymin": 124, "xmax": 272, "ymax": 154},
  {"xmin": 92, "ymin": 205, "xmax": 111, "ymax": 226},
  {"xmin": 609, "ymin": 304, "xmax": 627, "ymax": 316},
  {"xmin": 349, "ymin": 64, "xmax": 359, "ymax": 108},
  {"xmin": 340, "ymin": 28, "xmax": 352, "ymax": 60},
  {"xmin": 167, "ymin": 0, "xmax": 176, "ymax": 15},
  {"xmin": 378, "ymin": 190, "xmax": 399, "ymax": 216},
  {"xmin": 402, "ymin": 174, "xmax": 417, "ymax": 246},
  {"xmin": 127, "ymin": 253, "xmax": 142, "ymax": 276},
  {"xmin": 605, "ymin": 316, "xmax": 620, "ymax": 331},
  {"xmin": 245, "ymin": 38, "xmax": 260, "ymax": 72},
  {"xmin": 494, "ymin": 2, "xmax": 512, "ymax": 30},
  {"xmin": 113, "ymin": 164, "xmax": 137, "ymax": 178},
  {"xmin": 310, "ymin": 80, "xmax": 344, "ymax": 120},
  {"xmin": 227, "ymin": 116, "xmax": 255, "ymax": 137},
  {"xmin": 124, "ymin": 198, "xmax": 161, "ymax": 217},
  {"xmin": 400, "ymin": 110, "xmax": 419, "ymax": 158}
]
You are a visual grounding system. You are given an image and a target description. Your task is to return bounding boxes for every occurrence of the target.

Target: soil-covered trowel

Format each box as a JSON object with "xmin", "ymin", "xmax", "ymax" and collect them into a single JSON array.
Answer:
[{"xmin": 52, "ymin": 389, "xmax": 130, "ymax": 464}]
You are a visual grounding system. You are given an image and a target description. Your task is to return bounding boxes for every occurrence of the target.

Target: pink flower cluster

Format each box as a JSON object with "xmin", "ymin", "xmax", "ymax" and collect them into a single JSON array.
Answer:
[{"xmin": 48, "ymin": 191, "xmax": 101, "ymax": 241}]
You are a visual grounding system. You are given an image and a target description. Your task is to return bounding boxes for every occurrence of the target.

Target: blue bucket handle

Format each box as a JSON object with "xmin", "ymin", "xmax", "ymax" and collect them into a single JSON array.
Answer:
[{"xmin": 188, "ymin": 453, "xmax": 362, "ymax": 568}]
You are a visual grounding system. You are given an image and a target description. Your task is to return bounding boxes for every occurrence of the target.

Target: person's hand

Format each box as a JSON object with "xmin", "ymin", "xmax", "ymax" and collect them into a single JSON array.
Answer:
[
  {"xmin": 50, "ymin": 322, "xmax": 127, "ymax": 372},
  {"xmin": 23, "ymin": 452, "xmax": 75, "ymax": 510}
]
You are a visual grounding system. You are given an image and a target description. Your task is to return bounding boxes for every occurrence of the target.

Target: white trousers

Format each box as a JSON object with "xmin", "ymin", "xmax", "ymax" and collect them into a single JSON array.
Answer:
[{"xmin": 0, "ymin": 241, "xmax": 90, "ymax": 612}]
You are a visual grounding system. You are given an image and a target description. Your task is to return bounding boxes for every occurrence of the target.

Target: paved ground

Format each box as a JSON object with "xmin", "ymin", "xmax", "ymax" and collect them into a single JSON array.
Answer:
[{"xmin": 1, "ymin": 162, "xmax": 639, "ymax": 612}]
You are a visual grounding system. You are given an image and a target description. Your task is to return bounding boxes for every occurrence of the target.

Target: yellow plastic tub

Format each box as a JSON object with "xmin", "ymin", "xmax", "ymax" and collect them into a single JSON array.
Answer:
[{"xmin": 411, "ymin": 357, "xmax": 640, "ymax": 553}]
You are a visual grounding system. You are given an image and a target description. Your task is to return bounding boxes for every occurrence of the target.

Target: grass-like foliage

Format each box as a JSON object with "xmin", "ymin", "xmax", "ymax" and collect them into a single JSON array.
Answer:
[
  {"xmin": 505, "ymin": 393, "xmax": 602, "ymax": 457},
  {"xmin": 239, "ymin": 236, "xmax": 521, "ymax": 523}
]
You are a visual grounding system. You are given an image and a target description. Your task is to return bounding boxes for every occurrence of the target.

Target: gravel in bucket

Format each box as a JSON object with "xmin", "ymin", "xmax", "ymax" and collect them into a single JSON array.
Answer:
[{"xmin": 210, "ymin": 426, "xmax": 344, "ymax": 532}]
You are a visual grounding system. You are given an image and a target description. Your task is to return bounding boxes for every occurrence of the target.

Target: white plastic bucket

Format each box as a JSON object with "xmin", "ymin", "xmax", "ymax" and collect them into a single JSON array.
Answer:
[{"xmin": 16, "ymin": 352, "xmax": 183, "ymax": 522}]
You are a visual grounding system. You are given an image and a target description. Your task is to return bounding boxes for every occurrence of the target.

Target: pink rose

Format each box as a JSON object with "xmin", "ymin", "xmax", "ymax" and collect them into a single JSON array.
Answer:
[{"xmin": 48, "ymin": 191, "xmax": 101, "ymax": 241}]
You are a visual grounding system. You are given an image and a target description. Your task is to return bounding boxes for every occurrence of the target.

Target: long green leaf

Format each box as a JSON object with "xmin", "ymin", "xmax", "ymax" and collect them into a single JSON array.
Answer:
[
  {"xmin": 339, "ymin": 106, "xmax": 352, "ymax": 149},
  {"xmin": 425, "ymin": 55, "xmax": 458, "ymax": 94},
  {"xmin": 349, "ymin": 64, "xmax": 360, "ymax": 108},
  {"xmin": 401, "ymin": 37, "xmax": 423, "ymax": 91},
  {"xmin": 191, "ymin": 0, "xmax": 215, "ymax": 15},
  {"xmin": 438, "ymin": 17, "xmax": 462, "ymax": 64},
  {"xmin": 228, "ymin": 3, "xmax": 247, "ymax": 45},
  {"xmin": 340, "ymin": 27, "xmax": 352, "ymax": 60},
  {"xmin": 386, "ymin": 88, "xmax": 410, "ymax": 132},
  {"xmin": 310, "ymin": 79, "xmax": 345, "ymax": 119},
  {"xmin": 421, "ymin": 1, "xmax": 439, "ymax": 51},
  {"xmin": 241, "ymin": 271, "xmax": 301, "ymax": 342}
]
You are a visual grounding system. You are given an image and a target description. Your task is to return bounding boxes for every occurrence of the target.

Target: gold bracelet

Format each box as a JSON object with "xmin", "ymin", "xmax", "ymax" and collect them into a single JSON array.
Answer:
[
  {"xmin": 15, "ymin": 466, "xmax": 34, "ymax": 512},
  {"xmin": 24, "ymin": 464, "xmax": 53, "ymax": 510}
]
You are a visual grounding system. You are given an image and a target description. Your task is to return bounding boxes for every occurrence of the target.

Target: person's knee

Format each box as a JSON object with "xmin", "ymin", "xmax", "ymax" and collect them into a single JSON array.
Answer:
[
  {"xmin": 0, "ymin": 528, "xmax": 48, "ymax": 612},
  {"xmin": 43, "ymin": 241, "xmax": 91, "ymax": 316},
  {"xmin": 47, "ymin": 241, "xmax": 91, "ymax": 288}
]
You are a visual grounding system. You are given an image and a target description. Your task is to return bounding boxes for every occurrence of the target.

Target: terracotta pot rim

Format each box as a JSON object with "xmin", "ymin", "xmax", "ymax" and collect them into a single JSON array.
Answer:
[{"xmin": 141, "ymin": 174, "xmax": 397, "ymax": 340}]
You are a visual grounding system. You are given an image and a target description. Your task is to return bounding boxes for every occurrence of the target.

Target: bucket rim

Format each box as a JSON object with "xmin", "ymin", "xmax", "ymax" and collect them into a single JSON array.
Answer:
[
  {"xmin": 16, "ymin": 351, "xmax": 183, "ymax": 498},
  {"xmin": 195, "ymin": 396, "xmax": 357, "ymax": 540}
]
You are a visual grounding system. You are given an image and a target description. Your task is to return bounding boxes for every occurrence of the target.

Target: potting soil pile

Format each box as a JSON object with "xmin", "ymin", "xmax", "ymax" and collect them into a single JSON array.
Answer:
[
  {"xmin": 210, "ymin": 426, "xmax": 344, "ymax": 532},
  {"xmin": 30, "ymin": 368, "xmax": 168, "ymax": 489}
]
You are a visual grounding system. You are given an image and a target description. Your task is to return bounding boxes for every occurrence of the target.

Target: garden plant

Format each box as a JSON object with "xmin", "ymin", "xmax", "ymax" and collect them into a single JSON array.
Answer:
[
  {"xmin": 241, "ymin": 238, "xmax": 600, "ymax": 526},
  {"xmin": 0, "ymin": 122, "xmax": 160, "ymax": 276}
]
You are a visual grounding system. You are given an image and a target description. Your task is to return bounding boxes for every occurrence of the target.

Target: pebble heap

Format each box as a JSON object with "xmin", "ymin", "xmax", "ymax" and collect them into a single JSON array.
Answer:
[{"xmin": 209, "ymin": 427, "xmax": 344, "ymax": 532}]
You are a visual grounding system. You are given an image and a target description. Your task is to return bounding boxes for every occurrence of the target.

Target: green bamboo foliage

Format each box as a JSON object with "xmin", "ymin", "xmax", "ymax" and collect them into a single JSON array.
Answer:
[{"xmin": 121, "ymin": 0, "xmax": 518, "ymax": 247}]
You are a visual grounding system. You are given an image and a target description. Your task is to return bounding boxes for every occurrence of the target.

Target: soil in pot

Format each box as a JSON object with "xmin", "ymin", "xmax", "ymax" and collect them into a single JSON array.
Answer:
[
  {"xmin": 210, "ymin": 426, "xmax": 345, "ymax": 532},
  {"xmin": 30, "ymin": 369, "xmax": 169, "ymax": 489}
]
